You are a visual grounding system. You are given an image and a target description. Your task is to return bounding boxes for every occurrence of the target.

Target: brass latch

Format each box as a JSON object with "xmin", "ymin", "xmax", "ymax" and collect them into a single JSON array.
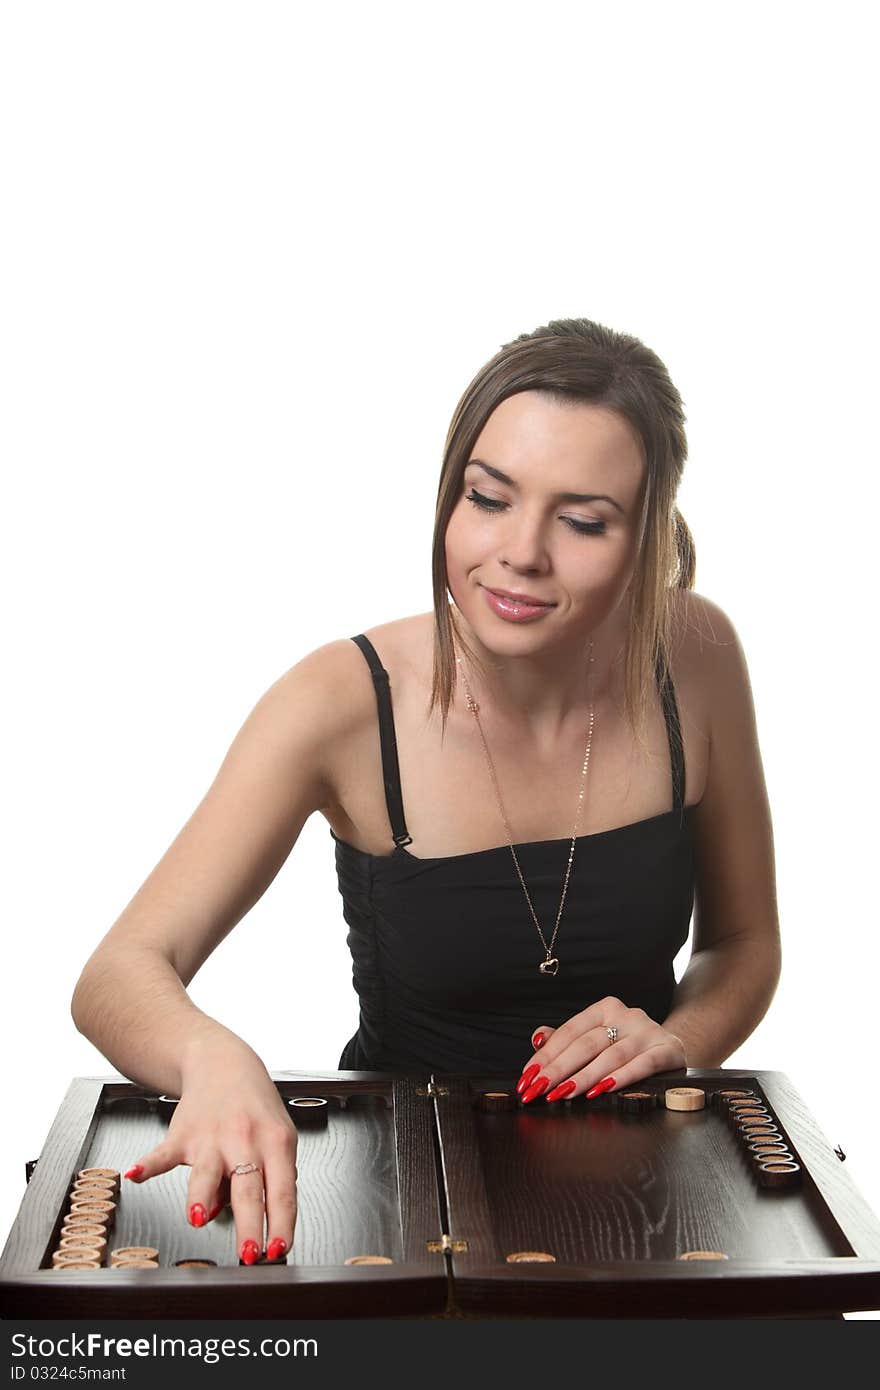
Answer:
[{"xmin": 427, "ymin": 1234, "xmax": 469, "ymax": 1254}]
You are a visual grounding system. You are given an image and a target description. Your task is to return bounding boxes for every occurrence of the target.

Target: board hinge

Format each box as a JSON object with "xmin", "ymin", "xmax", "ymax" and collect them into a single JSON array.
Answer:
[
  {"xmin": 426, "ymin": 1233, "xmax": 469, "ymax": 1254},
  {"xmin": 416, "ymin": 1081, "xmax": 449, "ymax": 1097}
]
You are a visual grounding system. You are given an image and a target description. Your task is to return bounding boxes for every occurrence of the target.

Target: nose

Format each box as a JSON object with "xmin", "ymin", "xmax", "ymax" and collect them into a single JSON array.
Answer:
[{"xmin": 498, "ymin": 507, "xmax": 553, "ymax": 577}]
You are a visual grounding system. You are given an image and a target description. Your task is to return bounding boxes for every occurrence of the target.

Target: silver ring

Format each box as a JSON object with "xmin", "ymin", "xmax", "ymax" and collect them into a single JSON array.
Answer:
[
  {"xmin": 606, "ymin": 1026, "xmax": 618, "ymax": 1044},
  {"xmin": 230, "ymin": 1162, "xmax": 262, "ymax": 1178}
]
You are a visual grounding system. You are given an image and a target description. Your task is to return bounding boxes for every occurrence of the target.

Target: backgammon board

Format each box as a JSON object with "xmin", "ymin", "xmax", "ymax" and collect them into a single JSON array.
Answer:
[{"xmin": 2, "ymin": 1067, "xmax": 879, "ymax": 1318}]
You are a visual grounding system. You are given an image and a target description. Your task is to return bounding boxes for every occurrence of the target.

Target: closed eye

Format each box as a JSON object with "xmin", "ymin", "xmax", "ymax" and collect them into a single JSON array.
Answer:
[{"xmin": 465, "ymin": 489, "xmax": 607, "ymax": 536}]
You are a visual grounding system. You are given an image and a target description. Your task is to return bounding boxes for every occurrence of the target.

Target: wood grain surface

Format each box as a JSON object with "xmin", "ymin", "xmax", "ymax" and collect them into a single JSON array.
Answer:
[{"xmin": 2, "ymin": 1067, "xmax": 879, "ymax": 1318}]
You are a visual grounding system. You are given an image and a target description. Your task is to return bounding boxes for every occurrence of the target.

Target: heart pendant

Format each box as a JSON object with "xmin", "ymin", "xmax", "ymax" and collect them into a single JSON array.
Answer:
[{"xmin": 539, "ymin": 957, "xmax": 559, "ymax": 976}]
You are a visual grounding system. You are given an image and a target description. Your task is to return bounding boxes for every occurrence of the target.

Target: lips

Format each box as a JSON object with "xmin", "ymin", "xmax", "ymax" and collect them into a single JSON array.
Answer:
[
  {"xmin": 480, "ymin": 587, "xmax": 557, "ymax": 624},
  {"xmin": 484, "ymin": 587, "xmax": 555, "ymax": 607}
]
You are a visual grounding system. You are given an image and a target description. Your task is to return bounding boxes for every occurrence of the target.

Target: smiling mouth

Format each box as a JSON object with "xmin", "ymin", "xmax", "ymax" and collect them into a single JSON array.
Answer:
[{"xmin": 484, "ymin": 587, "xmax": 556, "ymax": 607}]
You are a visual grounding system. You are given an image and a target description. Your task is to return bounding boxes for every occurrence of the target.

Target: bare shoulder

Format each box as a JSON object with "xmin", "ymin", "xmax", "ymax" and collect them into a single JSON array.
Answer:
[
  {"xmin": 674, "ymin": 588, "xmax": 742, "ymax": 658},
  {"xmin": 297, "ymin": 613, "xmax": 428, "ymax": 692},
  {"xmin": 360, "ymin": 611, "xmax": 435, "ymax": 685},
  {"xmin": 278, "ymin": 635, "xmax": 376, "ymax": 720},
  {"xmin": 675, "ymin": 589, "xmax": 756, "ymax": 721},
  {"xmin": 275, "ymin": 614, "xmax": 428, "ymax": 796},
  {"xmin": 674, "ymin": 591, "xmax": 779, "ymax": 956},
  {"xmin": 669, "ymin": 589, "xmax": 749, "ymax": 715},
  {"xmin": 79, "ymin": 634, "xmax": 404, "ymax": 988},
  {"xmin": 270, "ymin": 634, "xmax": 382, "ymax": 759}
]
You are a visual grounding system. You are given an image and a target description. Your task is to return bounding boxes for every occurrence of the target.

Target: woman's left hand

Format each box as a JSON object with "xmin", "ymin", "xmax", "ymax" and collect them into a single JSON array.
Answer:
[{"xmin": 516, "ymin": 996, "xmax": 687, "ymax": 1103}]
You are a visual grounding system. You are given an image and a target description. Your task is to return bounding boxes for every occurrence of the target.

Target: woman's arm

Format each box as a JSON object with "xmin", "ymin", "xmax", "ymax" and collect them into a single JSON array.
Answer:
[
  {"xmin": 515, "ymin": 594, "xmax": 781, "ymax": 1103},
  {"xmin": 71, "ymin": 940, "xmax": 249, "ymax": 1099},
  {"xmin": 70, "ymin": 640, "xmax": 352, "ymax": 1076},
  {"xmin": 69, "ymin": 638, "xmax": 367, "ymax": 1262},
  {"xmin": 662, "ymin": 596, "xmax": 782, "ymax": 1063}
]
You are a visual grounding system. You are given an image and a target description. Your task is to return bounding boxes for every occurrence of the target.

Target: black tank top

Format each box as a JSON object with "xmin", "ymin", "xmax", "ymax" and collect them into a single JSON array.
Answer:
[{"xmin": 332, "ymin": 634, "xmax": 696, "ymax": 1075}]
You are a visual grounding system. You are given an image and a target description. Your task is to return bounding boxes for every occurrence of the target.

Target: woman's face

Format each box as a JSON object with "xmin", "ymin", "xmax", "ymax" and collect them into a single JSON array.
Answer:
[{"xmin": 444, "ymin": 391, "xmax": 648, "ymax": 653}]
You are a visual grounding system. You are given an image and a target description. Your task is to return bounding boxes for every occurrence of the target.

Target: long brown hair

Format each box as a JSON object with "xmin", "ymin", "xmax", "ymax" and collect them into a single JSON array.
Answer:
[{"xmin": 428, "ymin": 317, "xmax": 695, "ymax": 750}]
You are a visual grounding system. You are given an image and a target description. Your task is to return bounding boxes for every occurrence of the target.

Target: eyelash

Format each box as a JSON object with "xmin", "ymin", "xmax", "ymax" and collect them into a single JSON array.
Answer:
[{"xmin": 464, "ymin": 489, "xmax": 607, "ymax": 537}]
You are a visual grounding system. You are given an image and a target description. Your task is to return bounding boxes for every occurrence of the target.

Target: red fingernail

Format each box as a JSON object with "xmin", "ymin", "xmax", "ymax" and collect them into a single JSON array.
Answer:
[
  {"xmin": 516, "ymin": 1063, "xmax": 541, "ymax": 1095},
  {"xmin": 207, "ymin": 1202, "xmax": 222, "ymax": 1221},
  {"xmin": 240, "ymin": 1239, "xmax": 261, "ymax": 1265},
  {"xmin": 545, "ymin": 1079, "xmax": 576, "ymax": 1102},
  {"xmin": 585, "ymin": 1076, "xmax": 617, "ymax": 1100},
  {"xmin": 521, "ymin": 1075, "xmax": 551, "ymax": 1104},
  {"xmin": 124, "ymin": 1165, "xmax": 144, "ymax": 1180},
  {"xmin": 266, "ymin": 1237, "xmax": 288, "ymax": 1262},
  {"xmin": 189, "ymin": 1203, "xmax": 207, "ymax": 1227},
  {"xmin": 533, "ymin": 1032, "xmax": 545, "ymax": 1048}
]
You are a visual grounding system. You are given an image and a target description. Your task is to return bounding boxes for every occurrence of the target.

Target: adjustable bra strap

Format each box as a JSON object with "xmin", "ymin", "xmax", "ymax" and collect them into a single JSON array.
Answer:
[
  {"xmin": 350, "ymin": 635, "xmax": 413, "ymax": 849},
  {"xmin": 654, "ymin": 647, "xmax": 686, "ymax": 821}
]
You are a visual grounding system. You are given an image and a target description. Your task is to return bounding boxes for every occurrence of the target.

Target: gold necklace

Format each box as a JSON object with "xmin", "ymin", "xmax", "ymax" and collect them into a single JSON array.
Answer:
[{"xmin": 454, "ymin": 639, "xmax": 595, "ymax": 976}]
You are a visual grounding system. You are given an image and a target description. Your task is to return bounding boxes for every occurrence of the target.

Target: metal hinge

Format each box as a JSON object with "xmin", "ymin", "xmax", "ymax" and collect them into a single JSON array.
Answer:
[
  {"xmin": 427, "ymin": 1234, "xmax": 469, "ymax": 1254},
  {"xmin": 416, "ymin": 1081, "xmax": 449, "ymax": 1097}
]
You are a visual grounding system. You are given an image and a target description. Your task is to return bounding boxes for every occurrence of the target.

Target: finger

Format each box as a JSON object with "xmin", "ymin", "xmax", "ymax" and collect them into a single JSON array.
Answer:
[
  {"xmin": 537, "ymin": 997, "xmax": 628, "ymax": 1067},
  {"xmin": 263, "ymin": 1145, "xmax": 298, "ymax": 1263},
  {"xmin": 186, "ymin": 1152, "xmax": 226, "ymax": 1229},
  {"xmin": 206, "ymin": 1174, "xmax": 231, "ymax": 1221},
  {"xmin": 228, "ymin": 1166, "xmax": 267, "ymax": 1265},
  {"xmin": 545, "ymin": 1020, "xmax": 643, "ymax": 1095},
  {"xmin": 520, "ymin": 1022, "xmax": 632, "ymax": 1104},
  {"xmin": 539, "ymin": 1031, "xmax": 648, "ymax": 1104},
  {"xmin": 123, "ymin": 1138, "xmax": 184, "ymax": 1184},
  {"xmin": 514, "ymin": 1027, "xmax": 556, "ymax": 1095},
  {"xmin": 580, "ymin": 1041, "xmax": 683, "ymax": 1099}
]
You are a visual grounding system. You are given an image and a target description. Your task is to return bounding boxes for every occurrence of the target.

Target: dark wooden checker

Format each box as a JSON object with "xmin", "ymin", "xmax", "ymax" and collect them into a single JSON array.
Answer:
[{"xmin": 2, "ymin": 1067, "xmax": 879, "ymax": 1318}]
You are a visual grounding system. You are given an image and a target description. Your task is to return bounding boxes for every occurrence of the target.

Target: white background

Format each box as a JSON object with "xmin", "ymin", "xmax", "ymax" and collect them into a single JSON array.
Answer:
[{"xmin": 2, "ymin": 2, "xmax": 877, "ymax": 1319}]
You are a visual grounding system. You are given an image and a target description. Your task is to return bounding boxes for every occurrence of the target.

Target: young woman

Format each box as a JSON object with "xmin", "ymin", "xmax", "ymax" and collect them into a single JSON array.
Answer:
[{"xmin": 71, "ymin": 317, "xmax": 781, "ymax": 1270}]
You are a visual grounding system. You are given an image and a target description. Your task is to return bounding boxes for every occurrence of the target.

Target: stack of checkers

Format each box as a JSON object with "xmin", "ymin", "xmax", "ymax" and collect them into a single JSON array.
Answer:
[
  {"xmin": 108, "ymin": 1246, "xmax": 160, "ymax": 1269},
  {"xmin": 660, "ymin": 1086, "xmax": 801, "ymax": 1189},
  {"xmin": 717, "ymin": 1089, "xmax": 802, "ymax": 1189},
  {"xmin": 50, "ymin": 1167, "xmax": 163, "ymax": 1270},
  {"xmin": 51, "ymin": 1167, "xmax": 120, "ymax": 1269}
]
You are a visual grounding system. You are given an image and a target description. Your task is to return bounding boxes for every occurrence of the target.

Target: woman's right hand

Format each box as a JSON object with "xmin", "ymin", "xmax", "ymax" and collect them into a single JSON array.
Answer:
[{"xmin": 122, "ymin": 1037, "xmax": 298, "ymax": 1265}]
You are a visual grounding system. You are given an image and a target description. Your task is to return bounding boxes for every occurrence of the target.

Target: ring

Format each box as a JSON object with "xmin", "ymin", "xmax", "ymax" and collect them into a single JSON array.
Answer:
[
  {"xmin": 606, "ymin": 1026, "xmax": 618, "ymax": 1044},
  {"xmin": 230, "ymin": 1162, "xmax": 262, "ymax": 1178}
]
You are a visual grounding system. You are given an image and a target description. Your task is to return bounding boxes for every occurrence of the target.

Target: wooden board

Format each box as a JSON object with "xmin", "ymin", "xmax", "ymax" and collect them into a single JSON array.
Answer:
[
  {"xmin": 435, "ymin": 1068, "xmax": 880, "ymax": 1316},
  {"xmin": 2, "ymin": 1067, "xmax": 879, "ymax": 1318},
  {"xmin": 0, "ymin": 1073, "xmax": 448, "ymax": 1317}
]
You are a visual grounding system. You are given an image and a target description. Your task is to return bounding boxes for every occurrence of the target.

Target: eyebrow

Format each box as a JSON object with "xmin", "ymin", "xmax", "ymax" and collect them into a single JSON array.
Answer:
[{"xmin": 465, "ymin": 458, "xmax": 626, "ymax": 515}]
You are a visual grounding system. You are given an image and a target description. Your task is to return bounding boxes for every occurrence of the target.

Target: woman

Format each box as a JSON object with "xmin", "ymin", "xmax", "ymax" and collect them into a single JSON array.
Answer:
[{"xmin": 71, "ymin": 316, "xmax": 781, "ymax": 1270}]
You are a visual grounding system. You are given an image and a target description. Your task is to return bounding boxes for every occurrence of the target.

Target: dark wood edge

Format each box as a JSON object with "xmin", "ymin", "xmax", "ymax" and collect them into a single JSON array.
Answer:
[
  {"xmin": 0, "ymin": 1078, "xmax": 105, "ymax": 1276},
  {"xmin": 5, "ymin": 1260, "xmax": 879, "ymax": 1320},
  {"xmin": 453, "ymin": 1256, "xmax": 880, "ymax": 1285},
  {"xmin": 0, "ymin": 1266, "xmax": 447, "ymax": 1319},
  {"xmin": 452, "ymin": 1261, "xmax": 880, "ymax": 1318},
  {"xmin": 755, "ymin": 1070, "xmax": 880, "ymax": 1258}
]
